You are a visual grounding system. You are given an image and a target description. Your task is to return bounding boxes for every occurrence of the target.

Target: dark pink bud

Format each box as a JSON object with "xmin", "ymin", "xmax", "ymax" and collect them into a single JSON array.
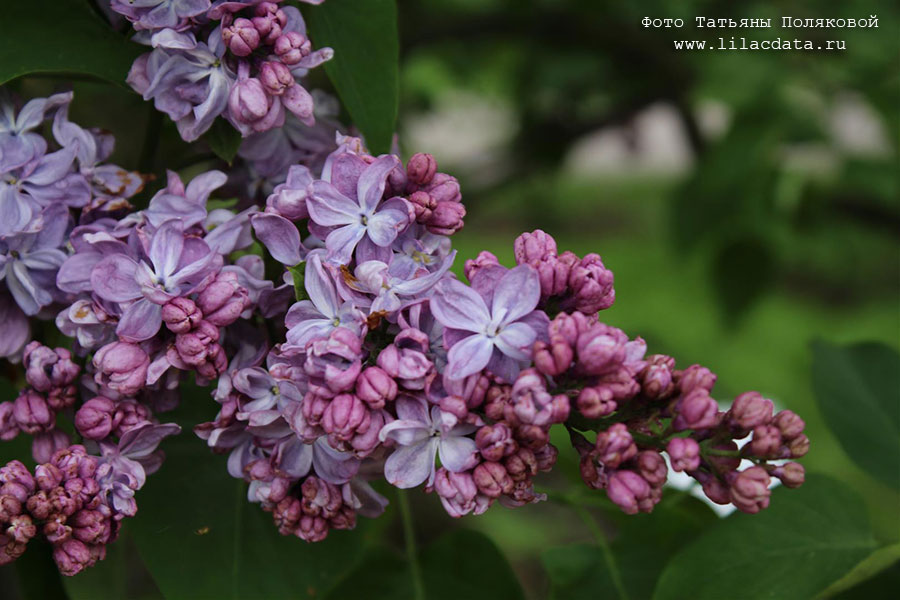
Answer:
[
  {"xmin": 773, "ymin": 410, "xmax": 805, "ymax": 440},
  {"xmin": 223, "ymin": 17, "xmax": 260, "ymax": 56},
  {"xmin": 433, "ymin": 468, "xmax": 477, "ymax": 518},
  {"xmin": 514, "ymin": 425, "xmax": 549, "ymax": 451},
  {"xmin": 71, "ymin": 510, "xmax": 110, "ymax": 545},
  {"xmin": 788, "ymin": 434, "xmax": 810, "ymax": 458},
  {"xmin": 533, "ymin": 256, "xmax": 571, "ymax": 299},
  {"xmin": 463, "ymin": 251, "xmax": 500, "ymax": 282},
  {"xmin": 53, "ymin": 538, "xmax": 94, "ymax": 577},
  {"xmin": 252, "ymin": 2, "xmax": 287, "ymax": 44},
  {"xmin": 476, "ymin": 423, "xmax": 516, "ymax": 462},
  {"xmin": 111, "ymin": 400, "xmax": 152, "ymax": 438},
  {"xmin": 640, "ymin": 354, "xmax": 675, "ymax": 400},
  {"xmin": 0, "ymin": 495, "xmax": 22, "ymax": 522},
  {"xmin": 678, "ymin": 364, "xmax": 717, "ymax": 394},
  {"xmin": 566, "ymin": 253, "xmax": 615, "ymax": 314},
  {"xmin": 355, "ymin": 367, "xmax": 396, "ymax": 409},
  {"xmin": 706, "ymin": 441, "xmax": 740, "ymax": 473},
  {"xmin": 636, "ymin": 450, "xmax": 667, "ymax": 487},
  {"xmin": 406, "ymin": 153, "xmax": 437, "ymax": 186},
  {"xmin": 426, "ymin": 200, "xmax": 466, "ymax": 236},
  {"xmin": 772, "ymin": 462, "xmax": 805, "ymax": 488},
  {"xmin": 606, "ymin": 470, "xmax": 651, "ymax": 515},
  {"xmin": 229, "ymin": 78, "xmax": 271, "ymax": 124},
  {"xmin": 32, "ymin": 430, "xmax": 70, "ymax": 465},
  {"xmin": 322, "ymin": 394, "xmax": 370, "ymax": 442},
  {"xmin": 175, "ymin": 321, "xmax": 220, "ymax": 366},
  {"xmin": 533, "ymin": 339, "xmax": 573, "ymax": 376},
  {"xmin": 534, "ymin": 444, "xmax": 558, "ymax": 471},
  {"xmin": 274, "ymin": 31, "xmax": 311, "ymax": 65},
  {"xmin": 483, "ymin": 384, "xmax": 511, "ymax": 421},
  {"xmin": 423, "ymin": 173, "xmax": 461, "ymax": 204},
  {"xmin": 748, "ymin": 425, "xmax": 782, "ymax": 458},
  {"xmin": 74, "ymin": 397, "xmax": 116, "ymax": 440},
  {"xmin": 673, "ymin": 389, "xmax": 719, "ymax": 431},
  {"xmin": 504, "ymin": 447, "xmax": 538, "ymax": 482},
  {"xmin": 594, "ymin": 423, "xmax": 637, "ymax": 469},
  {"xmin": 259, "ymin": 61, "xmax": 294, "ymax": 96},
  {"xmin": 408, "ymin": 190, "xmax": 436, "ymax": 222},
  {"xmin": 301, "ymin": 392, "xmax": 330, "ymax": 426},
  {"xmin": 701, "ymin": 476, "xmax": 731, "ymax": 505},
  {"xmin": 473, "ymin": 462, "xmax": 513, "ymax": 498},
  {"xmin": 514, "ymin": 230, "xmax": 558, "ymax": 264},
  {"xmin": 162, "ymin": 297, "xmax": 202, "ymax": 333},
  {"xmin": 197, "ymin": 272, "xmax": 250, "ymax": 327},
  {"xmin": 576, "ymin": 385, "xmax": 617, "ymax": 419},
  {"xmin": 34, "ymin": 464, "xmax": 62, "ymax": 491},
  {"xmin": 666, "ymin": 437, "xmax": 700, "ymax": 472},
  {"xmin": 8, "ymin": 514, "xmax": 36, "ymax": 544},
  {"xmin": 728, "ymin": 391, "xmax": 774, "ymax": 432},
  {"xmin": 730, "ymin": 466, "xmax": 771, "ymax": 514},
  {"xmin": 93, "ymin": 342, "xmax": 149, "ymax": 397},
  {"xmin": 439, "ymin": 395, "xmax": 468, "ymax": 420},
  {"xmin": 23, "ymin": 343, "xmax": 80, "ymax": 391},
  {"xmin": 0, "ymin": 460, "xmax": 35, "ymax": 501},
  {"xmin": 0, "ymin": 402, "xmax": 18, "ymax": 441},
  {"xmin": 13, "ymin": 391, "xmax": 53, "ymax": 435}
]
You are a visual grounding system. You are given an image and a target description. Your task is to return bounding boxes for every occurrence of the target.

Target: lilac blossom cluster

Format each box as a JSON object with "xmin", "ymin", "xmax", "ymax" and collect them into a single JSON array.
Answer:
[{"xmin": 114, "ymin": 0, "xmax": 333, "ymax": 141}]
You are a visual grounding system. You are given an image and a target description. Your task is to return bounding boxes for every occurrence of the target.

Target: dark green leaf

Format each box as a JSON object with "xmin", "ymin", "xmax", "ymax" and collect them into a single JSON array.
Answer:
[
  {"xmin": 712, "ymin": 236, "xmax": 776, "ymax": 326},
  {"xmin": 1, "ymin": 538, "xmax": 68, "ymax": 600},
  {"xmin": 303, "ymin": 0, "xmax": 399, "ymax": 155},
  {"xmin": 421, "ymin": 529, "xmax": 525, "ymax": 600},
  {"xmin": 653, "ymin": 475, "xmax": 879, "ymax": 600},
  {"xmin": 128, "ymin": 385, "xmax": 372, "ymax": 599},
  {"xmin": 819, "ymin": 544, "xmax": 900, "ymax": 598},
  {"xmin": 0, "ymin": 0, "xmax": 142, "ymax": 86},
  {"xmin": 202, "ymin": 119, "xmax": 242, "ymax": 165},
  {"xmin": 812, "ymin": 340, "xmax": 900, "ymax": 489},
  {"xmin": 288, "ymin": 262, "xmax": 308, "ymax": 301},
  {"xmin": 325, "ymin": 551, "xmax": 412, "ymax": 600}
]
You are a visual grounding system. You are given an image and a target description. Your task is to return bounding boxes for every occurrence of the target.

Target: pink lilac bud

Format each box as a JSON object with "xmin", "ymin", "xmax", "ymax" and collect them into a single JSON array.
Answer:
[
  {"xmin": 673, "ymin": 389, "xmax": 719, "ymax": 431},
  {"xmin": 174, "ymin": 320, "xmax": 220, "ymax": 366},
  {"xmin": 423, "ymin": 173, "xmax": 461, "ymax": 204},
  {"xmin": 252, "ymin": 2, "xmax": 287, "ymax": 44},
  {"xmin": 509, "ymin": 369, "xmax": 569, "ymax": 427},
  {"xmin": 34, "ymin": 464, "xmax": 63, "ymax": 491},
  {"xmin": 23, "ymin": 343, "xmax": 80, "ymax": 391},
  {"xmin": 93, "ymin": 342, "xmax": 149, "ymax": 398},
  {"xmin": 566, "ymin": 253, "xmax": 615, "ymax": 314},
  {"xmin": 46, "ymin": 385, "xmax": 77, "ymax": 412},
  {"xmin": 483, "ymin": 384, "xmax": 511, "ymax": 421},
  {"xmin": 229, "ymin": 78, "xmax": 271, "ymax": 124},
  {"xmin": 13, "ymin": 391, "xmax": 53, "ymax": 435},
  {"xmin": 475, "ymin": 423, "xmax": 516, "ymax": 462},
  {"xmin": 70, "ymin": 510, "xmax": 110, "ymax": 545},
  {"xmin": 355, "ymin": 367, "xmax": 396, "ymax": 409},
  {"xmin": 306, "ymin": 328, "xmax": 363, "ymax": 396},
  {"xmin": 606, "ymin": 470, "xmax": 651, "ymax": 515},
  {"xmin": 575, "ymin": 323, "xmax": 628, "ymax": 376},
  {"xmin": 534, "ymin": 256, "xmax": 571, "ymax": 300},
  {"xmin": 274, "ymin": 31, "xmax": 310, "ymax": 65},
  {"xmin": 533, "ymin": 338, "xmax": 574, "ymax": 376},
  {"xmin": 1, "ymin": 461, "xmax": 35, "ymax": 502},
  {"xmin": 772, "ymin": 462, "xmax": 805, "ymax": 488},
  {"xmin": 463, "ymin": 251, "xmax": 500, "ymax": 282},
  {"xmin": 53, "ymin": 538, "xmax": 95, "ymax": 576},
  {"xmin": 376, "ymin": 329, "xmax": 432, "ymax": 390},
  {"xmin": 111, "ymin": 400, "xmax": 152, "ymax": 437},
  {"xmin": 408, "ymin": 191, "xmax": 436, "ymax": 222},
  {"xmin": 0, "ymin": 496, "xmax": 21, "ymax": 522},
  {"xmin": 161, "ymin": 297, "xmax": 202, "ymax": 334},
  {"xmin": 74, "ymin": 397, "xmax": 116, "ymax": 440},
  {"xmin": 534, "ymin": 444, "xmax": 558, "ymax": 471},
  {"xmin": 728, "ymin": 391, "xmax": 774, "ymax": 431},
  {"xmin": 594, "ymin": 424, "xmax": 637, "ymax": 469},
  {"xmin": 706, "ymin": 441, "xmax": 740, "ymax": 473},
  {"xmin": 282, "ymin": 84, "xmax": 314, "ymax": 123},
  {"xmin": 576, "ymin": 385, "xmax": 617, "ymax": 419},
  {"xmin": 301, "ymin": 392, "xmax": 330, "ymax": 427},
  {"xmin": 197, "ymin": 272, "xmax": 249, "ymax": 327},
  {"xmin": 788, "ymin": 434, "xmax": 810, "ymax": 458},
  {"xmin": 667, "ymin": 437, "xmax": 700, "ymax": 472},
  {"xmin": 773, "ymin": 410, "xmax": 805, "ymax": 440},
  {"xmin": 514, "ymin": 425, "xmax": 549, "ymax": 451},
  {"xmin": 514, "ymin": 230, "xmax": 558, "ymax": 264},
  {"xmin": 7, "ymin": 514, "xmax": 36, "ymax": 544},
  {"xmin": 748, "ymin": 425, "xmax": 782, "ymax": 458},
  {"xmin": 636, "ymin": 450, "xmax": 667, "ymax": 488},
  {"xmin": 427, "ymin": 200, "xmax": 465, "ymax": 236},
  {"xmin": 433, "ymin": 468, "xmax": 477, "ymax": 518},
  {"xmin": 473, "ymin": 462, "xmax": 513, "ymax": 498},
  {"xmin": 33, "ymin": 430, "xmax": 70, "ymax": 467},
  {"xmin": 640, "ymin": 354, "xmax": 675, "ymax": 400},
  {"xmin": 701, "ymin": 476, "xmax": 731, "ymax": 505},
  {"xmin": 0, "ymin": 402, "xmax": 17, "ymax": 441},
  {"xmin": 678, "ymin": 364, "xmax": 717, "ymax": 394},
  {"xmin": 223, "ymin": 17, "xmax": 260, "ymax": 56},
  {"xmin": 439, "ymin": 395, "xmax": 468, "ymax": 420},
  {"xmin": 322, "ymin": 394, "xmax": 371, "ymax": 442},
  {"xmin": 407, "ymin": 153, "xmax": 438, "ymax": 186},
  {"xmin": 505, "ymin": 448, "xmax": 538, "ymax": 482},
  {"xmin": 729, "ymin": 466, "xmax": 771, "ymax": 514},
  {"xmin": 259, "ymin": 61, "xmax": 294, "ymax": 96}
]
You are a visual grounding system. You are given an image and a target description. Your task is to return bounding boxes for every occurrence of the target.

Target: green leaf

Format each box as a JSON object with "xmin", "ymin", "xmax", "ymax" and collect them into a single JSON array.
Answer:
[
  {"xmin": 288, "ymin": 262, "xmax": 308, "ymax": 301},
  {"xmin": 128, "ymin": 385, "xmax": 372, "ymax": 599},
  {"xmin": 653, "ymin": 475, "xmax": 879, "ymax": 600},
  {"xmin": 811, "ymin": 340, "xmax": 900, "ymax": 489},
  {"xmin": 0, "ymin": 538, "xmax": 66, "ymax": 600},
  {"xmin": 712, "ymin": 236, "xmax": 776, "ymax": 326},
  {"xmin": 0, "ymin": 0, "xmax": 142, "ymax": 86},
  {"xmin": 818, "ymin": 544, "xmax": 900, "ymax": 598},
  {"xmin": 202, "ymin": 119, "xmax": 242, "ymax": 165},
  {"xmin": 303, "ymin": 0, "xmax": 399, "ymax": 155}
]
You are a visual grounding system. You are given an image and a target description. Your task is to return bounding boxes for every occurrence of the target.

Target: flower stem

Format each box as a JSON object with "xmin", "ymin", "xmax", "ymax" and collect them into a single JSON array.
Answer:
[
  {"xmin": 573, "ymin": 504, "xmax": 630, "ymax": 600},
  {"xmin": 396, "ymin": 489, "xmax": 425, "ymax": 600}
]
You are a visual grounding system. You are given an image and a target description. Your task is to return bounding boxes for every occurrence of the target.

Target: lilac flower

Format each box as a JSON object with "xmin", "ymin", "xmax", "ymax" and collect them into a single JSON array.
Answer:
[
  {"xmin": 348, "ymin": 251, "xmax": 455, "ymax": 314},
  {"xmin": 307, "ymin": 155, "xmax": 412, "ymax": 265},
  {"xmin": 91, "ymin": 221, "xmax": 221, "ymax": 341},
  {"xmin": 0, "ymin": 91, "xmax": 71, "ymax": 172},
  {"xmin": 0, "ymin": 204, "xmax": 70, "ymax": 315},
  {"xmin": 379, "ymin": 395, "xmax": 478, "ymax": 488},
  {"xmin": 110, "ymin": 0, "xmax": 211, "ymax": 31},
  {"xmin": 0, "ymin": 292, "xmax": 30, "ymax": 358},
  {"xmin": 136, "ymin": 170, "xmax": 227, "ymax": 230},
  {"xmin": 431, "ymin": 265, "xmax": 549, "ymax": 382},
  {"xmin": 284, "ymin": 252, "xmax": 366, "ymax": 348}
]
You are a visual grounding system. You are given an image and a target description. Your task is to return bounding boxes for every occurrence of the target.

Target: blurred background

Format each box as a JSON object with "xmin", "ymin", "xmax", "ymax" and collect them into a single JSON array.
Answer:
[{"xmin": 6, "ymin": 0, "xmax": 898, "ymax": 597}]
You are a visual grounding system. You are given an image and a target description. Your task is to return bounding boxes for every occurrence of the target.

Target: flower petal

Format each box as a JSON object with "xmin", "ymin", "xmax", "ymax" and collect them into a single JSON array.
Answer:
[
  {"xmin": 383, "ymin": 438, "xmax": 437, "ymax": 489},
  {"xmin": 494, "ymin": 321, "xmax": 538, "ymax": 362},
  {"xmin": 438, "ymin": 435, "xmax": 478, "ymax": 473},
  {"xmin": 90, "ymin": 255, "xmax": 142, "ymax": 302},
  {"xmin": 492, "ymin": 264, "xmax": 541, "ymax": 326},
  {"xmin": 251, "ymin": 213, "xmax": 302, "ymax": 266},
  {"xmin": 445, "ymin": 333, "xmax": 494, "ymax": 380},
  {"xmin": 358, "ymin": 155, "xmax": 401, "ymax": 213},
  {"xmin": 308, "ymin": 181, "xmax": 359, "ymax": 226},
  {"xmin": 324, "ymin": 223, "xmax": 366, "ymax": 265},
  {"xmin": 116, "ymin": 298, "xmax": 163, "ymax": 342},
  {"xmin": 430, "ymin": 278, "xmax": 490, "ymax": 333}
]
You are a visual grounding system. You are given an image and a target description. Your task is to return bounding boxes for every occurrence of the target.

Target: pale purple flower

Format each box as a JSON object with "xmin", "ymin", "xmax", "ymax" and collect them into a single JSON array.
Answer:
[
  {"xmin": 91, "ymin": 221, "xmax": 221, "ymax": 341},
  {"xmin": 0, "ymin": 291, "xmax": 30, "ymax": 358},
  {"xmin": 307, "ymin": 155, "xmax": 412, "ymax": 265},
  {"xmin": 0, "ymin": 91, "xmax": 71, "ymax": 172},
  {"xmin": 431, "ymin": 265, "xmax": 549, "ymax": 382},
  {"xmin": 110, "ymin": 0, "xmax": 211, "ymax": 31},
  {"xmin": 379, "ymin": 395, "xmax": 478, "ymax": 489},
  {"xmin": 284, "ymin": 252, "xmax": 365, "ymax": 348},
  {"xmin": 348, "ymin": 251, "xmax": 455, "ymax": 314}
]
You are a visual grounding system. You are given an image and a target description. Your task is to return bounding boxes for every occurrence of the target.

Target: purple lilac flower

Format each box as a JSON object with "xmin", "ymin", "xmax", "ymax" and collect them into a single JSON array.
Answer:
[
  {"xmin": 110, "ymin": 0, "xmax": 211, "ymax": 31},
  {"xmin": 0, "ymin": 91, "xmax": 72, "ymax": 172},
  {"xmin": 347, "ymin": 251, "xmax": 455, "ymax": 315}
]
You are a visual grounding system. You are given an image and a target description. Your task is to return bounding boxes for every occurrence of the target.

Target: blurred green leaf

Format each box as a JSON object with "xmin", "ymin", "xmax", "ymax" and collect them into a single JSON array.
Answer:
[
  {"xmin": 0, "ymin": 0, "xmax": 141, "ymax": 86},
  {"xmin": 128, "ymin": 385, "xmax": 372, "ymax": 599},
  {"xmin": 63, "ymin": 536, "xmax": 127, "ymax": 600},
  {"xmin": 812, "ymin": 340, "xmax": 900, "ymax": 490},
  {"xmin": 819, "ymin": 543, "xmax": 900, "ymax": 598},
  {"xmin": 303, "ymin": 0, "xmax": 399, "ymax": 155},
  {"xmin": 2, "ymin": 538, "xmax": 68, "ymax": 600},
  {"xmin": 653, "ymin": 475, "xmax": 879, "ymax": 600},
  {"xmin": 288, "ymin": 262, "xmax": 308, "ymax": 302},
  {"xmin": 202, "ymin": 119, "xmax": 242, "ymax": 165},
  {"xmin": 712, "ymin": 236, "xmax": 776, "ymax": 325}
]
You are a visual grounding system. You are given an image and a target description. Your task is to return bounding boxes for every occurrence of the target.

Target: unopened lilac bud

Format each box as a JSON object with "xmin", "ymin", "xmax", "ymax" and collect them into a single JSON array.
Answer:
[
  {"xmin": 274, "ymin": 31, "xmax": 310, "ymax": 65},
  {"xmin": 408, "ymin": 191, "xmax": 435, "ymax": 222},
  {"xmin": 0, "ymin": 496, "xmax": 21, "ymax": 522},
  {"xmin": 730, "ymin": 466, "xmax": 771, "ymax": 514},
  {"xmin": 594, "ymin": 423, "xmax": 636, "ymax": 469},
  {"xmin": 514, "ymin": 425, "xmax": 549, "ymax": 451},
  {"xmin": 576, "ymin": 386, "xmax": 616, "ymax": 419},
  {"xmin": 706, "ymin": 441, "xmax": 740, "ymax": 473},
  {"xmin": 112, "ymin": 400, "xmax": 152, "ymax": 437},
  {"xmin": 673, "ymin": 389, "xmax": 719, "ymax": 431},
  {"xmin": 678, "ymin": 364, "xmax": 717, "ymax": 394},
  {"xmin": 514, "ymin": 230, "xmax": 558, "ymax": 264},
  {"xmin": 406, "ymin": 153, "xmax": 437, "ymax": 186},
  {"xmin": 53, "ymin": 538, "xmax": 94, "ymax": 576},
  {"xmin": 70, "ymin": 510, "xmax": 109, "ymax": 545},
  {"xmin": 463, "ymin": 251, "xmax": 500, "ymax": 282},
  {"xmin": 23, "ymin": 343, "xmax": 80, "ymax": 391},
  {"xmin": 74, "ymin": 397, "xmax": 116, "ymax": 440},
  {"xmin": 640, "ymin": 354, "xmax": 675, "ymax": 400},
  {"xmin": 322, "ymin": 394, "xmax": 370, "ymax": 442},
  {"xmin": 773, "ymin": 462, "xmax": 805, "ymax": 488},
  {"xmin": 439, "ymin": 395, "xmax": 468, "ymax": 420},
  {"xmin": 426, "ymin": 200, "xmax": 466, "ymax": 236},
  {"xmin": 667, "ymin": 437, "xmax": 700, "ymax": 472},
  {"xmin": 475, "ymin": 424, "xmax": 515, "ymax": 462},
  {"xmin": 606, "ymin": 470, "xmax": 650, "ymax": 515},
  {"xmin": 728, "ymin": 392, "xmax": 774, "ymax": 432},
  {"xmin": 701, "ymin": 476, "xmax": 731, "ymax": 505},
  {"xmin": 505, "ymin": 448, "xmax": 538, "ymax": 482},
  {"xmin": 252, "ymin": 2, "xmax": 287, "ymax": 44},
  {"xmin": 473, "ymin": 462, "xmax": 513, "ymax": 498},
  {"xmin": 0, "ymin": 461, "xmax": 34, "ymax": 502},
  {"xmin": 534, "ymin": 444, "xmax": 558, "ymax": 471},
  {"xmin": 13, "ymin": 391, "xmax": 53, "ymax": 435},
  {"xmin": 229, "ymin": 78, "xmax": 270, "ymax": 124},
  {"xmin": 282, "ymin": 84, "xmax": 314, "ymax": 123},
  {"xmin": 787, "ymin": 434, "xmax": 810, "ymax": 458},
  {"xmin": 34, "ymin": 464, "xmax": 62, "ymax": 491},
  {"xmin": 773, "ymin": 410, "xmax": 805, "ymax": 440},
  {"xmin": 297, "ymin": 515, "xmax": 329, "ymax": 542},
  {"xmin": 161, "ymin": 297, "xmax": 202, "ymax": 334},
  {"xmin": 567, "ymin": 253, "xmax": 615, "ymax": 313},
  {"xmin": 197, "ymin": 272, "xmax": 249, "ymax": 327},
  {"xmin": 533, "ymin": 339, "xmax": 573, "ymax": 376},
  {"xmin": 533, "ymin": 256, "xmax": 571, "ymax": 299},
  {"xmin": 7, "ymin": 515, "xmax": 36, "ymax": 544},
  {"xmin": 223, "ymin": 17, "xmax": 260, "ymax": 56},
  {"xmin": 175, "ymin": 321, "xmax": 220, "ymax": 366},
  {"xmin": 483, "ymin": 384, "xmax": 511, "ymax": 421},
  {"xmin": 748, "ymin": 425, "xmax": 782, "ymax": 458},
  {"xmin": 424, "ymin": 173, "xmax": 461, "ymax": 204},
  {"xmin": 0, "ymin": 402, "xmax": 17, "ymax": 441},
  {"xmin": 355, "ymin": 367, "xmax": 396, "ymax": 409},
  {"xmin": 433, "ymin": 468, "xmax": 477, "ymax": 518},
  {"xmin": 93, "ymin": 342, "xmax": 149, "ymax": 397},
  {"xmin": 259, "ymin": 61, "xmax": 294, "ymax": 96},
  {"xmin": 636, "ymin": 450, "xmax": 667, "ymax": 487}
]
